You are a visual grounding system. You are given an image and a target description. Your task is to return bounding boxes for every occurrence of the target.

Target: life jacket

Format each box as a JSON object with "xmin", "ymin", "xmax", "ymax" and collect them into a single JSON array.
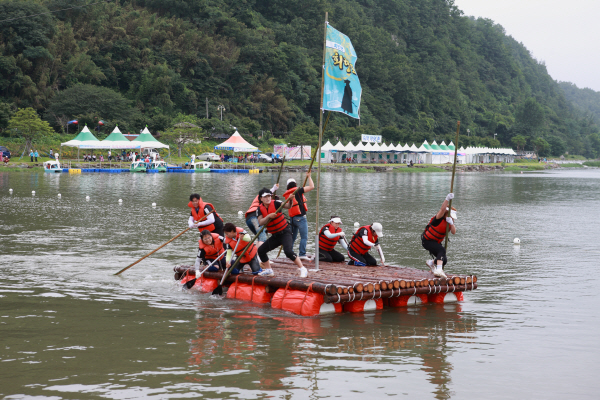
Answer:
[
  {"xmin": 422, "ymin": 216, "xmax": 448, "ymax": 243},
  {"xmin": 198, "ymin": 233, "xmax": 225, "ymax": 259},
  {"xmin": 258, "ymin": 201, "xmax": 288, "ymax": 234},
  {"xmin": 245, "ymin": 196, "xmax": 261, "ymax": 218},
  {"xmin": 224, "ymin": 227, "xmax": 258, "ymax": 264},
  {"xmin": 319, "ymin": 223, "xmax": 342, "ymax": 252},
  {"xmin": 188, "ymin": 199, "xmax": 221, "ymax": 232},
  {"xmin": 283, "ymin": 188, "xmax": 308, "ymax": 217},
  {"xmin": 349, "ymin": 225, "xmax": 378, "ymax": 255}
]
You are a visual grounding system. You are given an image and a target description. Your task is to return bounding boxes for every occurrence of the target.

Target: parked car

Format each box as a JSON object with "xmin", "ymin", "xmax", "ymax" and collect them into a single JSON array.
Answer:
[
  {"xmin": 0, "ymin": 146, "xmax": 10, "ymax": 159},
  {"xmin": 258, "ymin": 153, "xmax": 272, "ymax": 163},
  {"xmin": 265, "ymin": 152, "xmax": 283, "ymax": 163},
  {"xmin": 196, "ymin": 152, "xmax": 220, "ymax": 161}
]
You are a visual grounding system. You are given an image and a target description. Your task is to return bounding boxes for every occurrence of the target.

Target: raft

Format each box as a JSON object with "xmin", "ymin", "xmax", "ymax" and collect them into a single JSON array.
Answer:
[{"xmin": 174, "ymin": 257, "xmax": 477, "ymax": 317}]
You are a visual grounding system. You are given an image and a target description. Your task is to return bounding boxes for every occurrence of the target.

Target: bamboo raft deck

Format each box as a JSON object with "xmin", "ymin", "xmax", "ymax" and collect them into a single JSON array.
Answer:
[{"xmin": 174, "ymin": 257, "xmax": 477, "ymax": 314}]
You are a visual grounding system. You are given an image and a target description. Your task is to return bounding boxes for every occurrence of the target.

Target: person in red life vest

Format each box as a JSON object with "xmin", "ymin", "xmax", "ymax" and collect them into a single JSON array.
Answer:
[
  {"xmin": 422, "ymin": 193, "xmax": 457, "ymax": 278},
  {"xmin": 283, "ymin": 172, "xmax": 315, "ymax": 260},
  {"xmin": 318, "ymin": 216, "xmax": 348, "ymax": 262},
  {"xmin": 256, "ymin": 188, "xmax": 308, "ymax": 276},
  {"xmin": 347, "ymin": 223, "xmax": 385, "ymax": 266},
  {"xmin": 195, "ymin": 230, "xmax": 226, "ymax": 271},
  {"xmin": 223, "ymin": 223, "xmax": 274, "ymax": 276},
  {"xmin": 188, "ymin": 193, "xmax": 224, "ymax": 236},
  {"xmin": 245, "ymin": 184, "xmax": 279, "ymax": 247}
]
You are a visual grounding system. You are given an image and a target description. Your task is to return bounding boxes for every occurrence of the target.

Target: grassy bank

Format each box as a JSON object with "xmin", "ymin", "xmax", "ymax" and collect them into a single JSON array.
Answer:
[
  {"xmin": 583, "ymin": 161, "xmax": 600, "ymax": 167},
  {"xmin": 504, "ymin": 164, "xmax": 546, "ymax": 172}
]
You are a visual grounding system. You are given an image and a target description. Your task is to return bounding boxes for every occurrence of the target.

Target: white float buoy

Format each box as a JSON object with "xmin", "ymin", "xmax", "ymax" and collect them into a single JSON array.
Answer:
[
  {"xmin": 238, "ymin": 211, "xmax": 243, "ymax": 215},
  {"xmin": 58, "ymin": 193, "xmax": 61, "ymax": 198},
  {"xmin": 152, "ymin": 202, "xmax": 157, "ymax": 207},
  {"xmin": 9, "ymin": 188, "xmax": 13, "ymax": 193},
  {"xmin": 32, "ymin": 190, "xmax": 35, "ymax": 195},
  {"xmin": 85, "ymin": 195, "xmax": 90, "ymax": 201},
  {"xmin": 354, "ymin": 222, "xmax": 359, "ymax": 227},
  {"xmin": 513, "ymin": 238, "xmax": 520, "ymax": 245},
  {"xmin": 118, "ymin": 199, "xmax": 123, "ymax": 203}
]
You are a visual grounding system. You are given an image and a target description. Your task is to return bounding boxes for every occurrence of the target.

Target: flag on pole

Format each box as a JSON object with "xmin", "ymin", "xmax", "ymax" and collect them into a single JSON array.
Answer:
[{"xmin": 323, "ymin": 23, "xmax": 362, "ymax": 119}]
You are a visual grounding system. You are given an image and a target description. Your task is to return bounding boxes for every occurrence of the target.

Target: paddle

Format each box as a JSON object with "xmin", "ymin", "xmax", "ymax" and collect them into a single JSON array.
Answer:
[
  {"xmin": 114, "ymin": 210, "xmax": 215, "ymax": 275},
  {"xmin": 211, "ymin": 231, "xmax": 243, "ymax": 292},
  {"xmin": 274, "ymin": 155, "xmax": 286, "ymax": 191},
  {"xmin": 212, "ymin": 186, "xmax": 303, "ymax": 296},
  {"xmin": 184, "ymin": 249, "xmax": 227, "ymax": 289},
  {"xmin": 444, "ymin": 121, "xmax": 460, "ymax": 250}
]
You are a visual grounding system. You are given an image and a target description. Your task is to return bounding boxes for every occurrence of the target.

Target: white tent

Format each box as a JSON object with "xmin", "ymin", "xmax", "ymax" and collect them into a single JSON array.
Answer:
[
  {"xmin": 61, "ymin": 126, "xmax": 101, "ymax": 148},
  {"xmin": 320, "ymin": 140, "xmax": 334, "ymax": 163}
]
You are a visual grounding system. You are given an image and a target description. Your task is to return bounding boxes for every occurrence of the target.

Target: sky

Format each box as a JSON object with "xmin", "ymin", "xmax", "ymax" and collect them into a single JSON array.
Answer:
[{"xmin": 453, "ymin": 0, "xmax": 600, "ymax": 92}]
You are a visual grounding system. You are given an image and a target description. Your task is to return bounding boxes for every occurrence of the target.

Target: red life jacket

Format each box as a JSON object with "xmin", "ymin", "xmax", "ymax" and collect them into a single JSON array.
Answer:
[
  {"xmin": 283, "ymin": 188, "xmax": 307, "ymax": 217},
  {"xmin": 224, "ymin": 227, "xmax": 258, "ymax": 264},
  {"xmin": 198, "ymin": 233, "xmax": 225, "ymax": 259},
  {"xmin": 422, "ymin": 216, "xmax": 448, "ymax": 243},
  {"xmin": 188, "ymin": 199, "xmax": 220, "ymax": 232},
  {"xmin": 245, "ymin": 196, "xmax": 261, "ymax": 218},
  {"xmin": 258, "ymin": 201, "xmax": 288, "ymax": 234},
  {"xmin": 349, "ymin": 225, "xmax": 378, "ymax": 255},
  {"xmin": 319, "ymin": 223, "xmax": 342, "ymax": 252}
]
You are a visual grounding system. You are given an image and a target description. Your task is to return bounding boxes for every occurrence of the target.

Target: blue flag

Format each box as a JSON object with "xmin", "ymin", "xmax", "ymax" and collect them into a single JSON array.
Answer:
[{"xmin": 323, "ymin": 23, "xmax": 362, "ymax": 119}]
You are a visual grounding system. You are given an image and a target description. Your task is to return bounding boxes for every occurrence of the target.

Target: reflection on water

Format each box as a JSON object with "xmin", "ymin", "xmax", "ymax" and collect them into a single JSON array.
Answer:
[{"xmin": 1, "ymin": 169, "xmax": 600, "ymax": 399}]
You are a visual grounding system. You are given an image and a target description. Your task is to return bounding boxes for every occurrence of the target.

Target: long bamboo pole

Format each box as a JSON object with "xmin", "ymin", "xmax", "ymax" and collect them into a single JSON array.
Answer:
[
  {"xmin": 314, "ymin": 12, "xmax": 329, "ymax": 272},
  {"xmin": 444, "ymin": 121, "xmax": 461, "ymax": 250}
]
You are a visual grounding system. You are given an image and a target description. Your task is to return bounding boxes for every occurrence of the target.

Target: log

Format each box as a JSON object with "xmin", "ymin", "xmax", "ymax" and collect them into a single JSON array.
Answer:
[{"xmin": 324, "ymin": 283, "xmax": 478, "ymax": 303}]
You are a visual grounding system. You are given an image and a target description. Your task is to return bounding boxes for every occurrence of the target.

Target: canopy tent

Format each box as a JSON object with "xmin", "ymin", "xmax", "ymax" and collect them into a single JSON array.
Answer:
[
  {"xmin": 214, "ymin": 131, "xmax": 258, "ymax": 152},
  {"xmin": 61, "ymin": 126, "xmax": 100, "ymax": 148},
  {"xmin": 132, "ymin": 127, "xmax": 170, "ymax": 149},
  {"xmin": 80, "ymin": 126, "xmax": 141, "ymax": 149},
  {"xmin": 320, "ymin": 140, "xmax": 334, "ymax": 163}
]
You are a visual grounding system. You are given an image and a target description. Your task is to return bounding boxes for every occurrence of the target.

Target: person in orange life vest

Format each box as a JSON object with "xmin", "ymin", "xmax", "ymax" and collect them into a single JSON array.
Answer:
[
  {"xmin": 347, "ymin": 223, "xmax": 385, "ymax": 266},
  {"xmin": 421, "ymin": 193, "xmax": 457, "ymax": 278},
  {"xmin": 283, "ymin": 172, "xmax": 314, "ymax": 260},
  {"xmin": 188, "ymin": 193, "xmax": 224, "ymax": 236},
  {"xmin": 245, "ymin": 183, "xmax": 279, "ymax": 247},
  {"xmin": 223, "ymin": 223, "xmax": 274, "ymax": 276},
  {"xmin": 256, "ymin": 188, "xmax": 307, "ymax": 276},
  {"xmin": 195, "ymin": 230, "xmax": 226, "ymax": 271},
  {"xmin": 318, "ymin": 216, "xmax": 348, "ymax": 262}
]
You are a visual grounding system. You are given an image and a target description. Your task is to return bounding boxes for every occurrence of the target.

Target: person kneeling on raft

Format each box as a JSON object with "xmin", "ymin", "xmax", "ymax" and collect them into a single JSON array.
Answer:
[
  {"xmin": 256, "ymin": 188, "xmax": 307, "ymax": 276},
  {"xmin": 188, "ymin": 193, "xmax": 224, "ymax": 236},
  {"xmin": 318, "ymin": 216, "xmax": 348, "ymax": 262},
  {"xmin": 421, "ymin": 193, "xmax": 457, "ymax": 278},
  {"xmin": 347, "ymin": 223, "xmax": 385, "ymax": 266},
  {"xmin": 223, "ymin": 223, "xmax": 274, "ymax": 277},
  {"xmin": 195, "ymin": 230, "xmax": 226, "ymax": 271}
]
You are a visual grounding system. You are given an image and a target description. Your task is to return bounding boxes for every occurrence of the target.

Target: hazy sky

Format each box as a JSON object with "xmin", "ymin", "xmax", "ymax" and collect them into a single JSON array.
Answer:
[{"xmin": 453, "ymin": 0, "xmax": 600, "ymax": 92}]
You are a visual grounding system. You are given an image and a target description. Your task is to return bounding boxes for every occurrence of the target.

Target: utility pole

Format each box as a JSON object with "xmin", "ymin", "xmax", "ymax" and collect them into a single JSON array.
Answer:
[
  {"xmin": 218, "ymin": 105, "xmax": 225, "ymax": 121},
  {"xmin": 205, "ymin": 98, "xmax": 209, "ymax": 119}
]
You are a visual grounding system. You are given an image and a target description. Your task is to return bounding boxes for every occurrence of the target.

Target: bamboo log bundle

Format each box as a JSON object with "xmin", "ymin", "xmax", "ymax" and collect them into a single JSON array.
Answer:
[{"xmin": 324, "ymin": 283, "xmax": 478, "ymax": 303}]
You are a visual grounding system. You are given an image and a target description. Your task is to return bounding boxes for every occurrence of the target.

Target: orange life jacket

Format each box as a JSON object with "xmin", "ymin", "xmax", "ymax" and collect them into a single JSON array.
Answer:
[
  {"xmin": 422, "ymin": 216, "xmax": 448, "ymax": 243},
  {"xmin": 188, "ymin": 199, "xmax": 220, "ymax": 232},
  {"xmin": 283, "ymin": 188, "xmax": 307, "ymax": 217},
  {"xmin": 319, "ymin": 223, "xmax": 342, "ymax": 252},
  {"xmin": 224, "ymin": 227, "xmax": 258, "ymax": 264},
  {"xmin": 349, "ymin": 225, "xmax": 378, "ymax": 255},
  {"xmin": 245, "ymin": 196, "xmax": 261, "ymax": 218},
  {"xmin": 258, "ymin": 201, "xmax": 288, "ymax": 234},
  {"xmin": 198, "ymin": 233, "xmax": 225, "ymax": 259}
]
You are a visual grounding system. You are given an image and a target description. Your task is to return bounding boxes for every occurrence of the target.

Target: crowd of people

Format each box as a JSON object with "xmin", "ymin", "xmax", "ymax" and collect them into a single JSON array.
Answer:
[{"xmin": 188, "ymin": 176, "xmax": 457, "ymax": 279}]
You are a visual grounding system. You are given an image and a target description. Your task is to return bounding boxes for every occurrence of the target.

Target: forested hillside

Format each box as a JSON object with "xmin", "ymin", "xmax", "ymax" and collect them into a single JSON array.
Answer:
[
  {"xmin": 559, "ymin": 82, "xmax": 600, "ymax": 125},
  {"xmin": 1, "ymin": 0, "xmax": 600, "ymax": 157}
]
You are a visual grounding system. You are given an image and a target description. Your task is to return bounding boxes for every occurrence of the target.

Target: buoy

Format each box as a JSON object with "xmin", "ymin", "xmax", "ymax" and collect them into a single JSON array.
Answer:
[
  {"xmin": 354, "ymin": 222, "xmax": 359, "ymax": 228},
  {"xmin": 152, "ymin": 202, "xmax": 157, "ymax": 207},
  {"xmin": 513, "ymin": 238, "xmax": 520, "ymax": 245},
  {"xmin": 58, "ymin": 193, "xmax": 61, "ymax": 198},
  {"xmin": 238, "ymin": 211, "xmax": 243, "ymax": 215},
  {"xmin": 118, "ymin": 199, "xmax": 123, "ymax": 203},
  {"xmin": 9, "ymin": 188, "xmax": 13, "ymax": 193},
  {"xmin": 85, "ymin": 195, "xmax": 90, "ymax": 201},
  {"xmin": 32, "ymin": 190, "xmax": 35, "ymax": 195}
]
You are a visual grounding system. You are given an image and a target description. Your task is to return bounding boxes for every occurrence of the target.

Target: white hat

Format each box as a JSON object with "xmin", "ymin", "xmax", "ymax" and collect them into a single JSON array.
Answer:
[
  {"xmin": 287, "ymin": 178, "xmax": 296, "ymax": 185},
  {"xmin": 330, "ymin": 217, "xmax": 342, "ymax": 224},
  {"xmin": 261, "ymin": 191, "xmax": 273, "ymax": 197},
  {"xmin": 372, "ymin": 222, "xmax": 383, "ymax": 237}
]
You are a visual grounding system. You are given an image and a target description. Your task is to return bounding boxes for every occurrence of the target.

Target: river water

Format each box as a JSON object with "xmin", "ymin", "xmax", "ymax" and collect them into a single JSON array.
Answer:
[{"xmin": 0, "ymin": 169, "xmax": 598, "ymax": 399}]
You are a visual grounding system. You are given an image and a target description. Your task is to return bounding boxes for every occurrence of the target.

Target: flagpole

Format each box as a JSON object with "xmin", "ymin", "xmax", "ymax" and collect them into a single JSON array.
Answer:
[{"xmin": 313, "ymin": 12, "xmax": 328, "ymax": 272}]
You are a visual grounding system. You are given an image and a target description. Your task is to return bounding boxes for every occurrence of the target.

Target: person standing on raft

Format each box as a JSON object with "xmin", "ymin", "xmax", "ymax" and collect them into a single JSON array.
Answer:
[
  {"xmin": 223, "ymin": 223, "xmax": 274, "ymax": 276},
  {"xmin": 256, "ymin": 188, "xmax": 307, "ymax": 276},
  {"xmin": 421, "ymin": 193, "xmax": 457, "ymax": 278},
  {"xmin": 347, "ymin": 223, "xmax": 385, "ymax": 266},
  {"xmin": 195, "ymin": 230, "xmax": 226, "ymax": 271},
  {"xmin": 318, "ymin": 216, "xmax": 348, "ymax": 262},
  {"xmin": 283, "ymin": 172, "xmax": 315, "ymax": 261},
  {"xmin": 188, "ymin": 193, "xmax": 224, "ymax": 236},
  {"xmin": 244, "ymin": 184, "xmax": 279, "ymax": 247}
]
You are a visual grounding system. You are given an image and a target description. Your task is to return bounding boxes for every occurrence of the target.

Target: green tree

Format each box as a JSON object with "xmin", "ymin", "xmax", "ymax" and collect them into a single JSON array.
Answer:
[
  {"xmin": 514, "ymin": 98, "xmax": 545, "ymax": 137},
  {"xmin": 288, "ymin": 122, "xmax": 318, "ymax": 160},
  {"xmin": 511, "ymin": 135, "xmax": 527, "ymax": 151},
  {"xmin": 159, "ymin": 122, "xmax": 201, "ymax": 158},
  {"xmin": 8, "ymin": 108, "xmax": 55, "ymax": 153},
  {"xmin": 0, "ymin": 102, "xmax": 15, "ymax": 135},
  {"xmin": 532, "ymin": 137, "xmax": 550, "ymax": 157}
]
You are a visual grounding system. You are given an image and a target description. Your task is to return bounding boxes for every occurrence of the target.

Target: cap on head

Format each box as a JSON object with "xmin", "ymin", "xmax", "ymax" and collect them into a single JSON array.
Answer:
[
  {"xmin": 330, "ymin": 217, "xmax": 342, "ymax": 224},
  {"xmin": 258, "ymin": 187, "xmax": 272, "ymax": 198},
  {"xmin": 286, "ymin": 178, "xmax": 296, "ymax": 185},
  {"xmin": 371, "ymin": 222, "xmax": 383, "ymax": 237}
]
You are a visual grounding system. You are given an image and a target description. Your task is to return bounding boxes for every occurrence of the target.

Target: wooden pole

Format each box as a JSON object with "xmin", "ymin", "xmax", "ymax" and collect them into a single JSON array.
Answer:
[
  {"xmin": 314, "ymin": 12, "xmax": 329, "ymax": 272},
  {"xmin": 114, "ymin": 210, "xmax": 215, "ymax": 275},
  {"xmin": 444, "ymin": 121, "xmax": 460, "ymax": 250}
]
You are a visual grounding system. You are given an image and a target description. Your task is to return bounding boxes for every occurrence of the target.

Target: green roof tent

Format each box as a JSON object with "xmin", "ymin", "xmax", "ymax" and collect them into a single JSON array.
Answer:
[
  {"xmin": 132, "ymin": 127, "xmax": 169, "ymax": 149},
  {"xmin": 422, "ymin": 140, "xmax": 433, "ymax": 151},
  {"xmin": 92, "ymin": 126, "xmax": 141, "ymax": 149},
  {"xmin": 60, "ymin": 125, "xmax": 100, "ymax": 147}
]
